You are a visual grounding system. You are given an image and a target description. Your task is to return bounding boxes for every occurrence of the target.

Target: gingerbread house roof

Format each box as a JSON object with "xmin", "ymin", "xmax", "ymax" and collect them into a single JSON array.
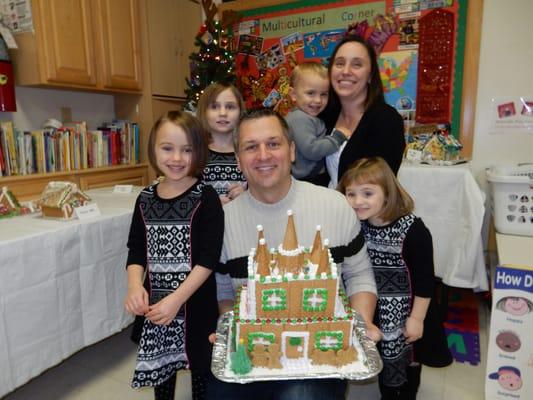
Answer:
[
  {"xmin": 254, "ymin": 225, "xmax": 265, "ymax": 261},
  {"xmin": 0, "ymin": 186, "xmax": 20, "ymax": 210},
  {"xmin": 309, "ymin": 225, "xmax": 323, "ymax": 265},
  {"xmin": 281, "ymin": 210, "xmax": 298, "ymax": 251},
  {"xmin": 40, "ymin": 181, "xmax": 90, "ymax": 208},
  {"xmin": 255, "ymin": 238, "xmax": 271, "ymax": 276},
  {"xmin": 316, "ymin": 238, "xmax": 330, "ymax": 275}
]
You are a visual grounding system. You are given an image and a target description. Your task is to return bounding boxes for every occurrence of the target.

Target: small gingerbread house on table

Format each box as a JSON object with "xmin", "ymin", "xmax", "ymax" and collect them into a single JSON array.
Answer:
[
  {"xmin": 39, "ymin": 181, "xmax": 91, "ymax": 219},
  {"xmin": 233, "ymin": 210, "xmax": 358, "ymax": 372},
  {"xmin": 0, "ymin": 186, "xmax": 21, "ymax": 217}
]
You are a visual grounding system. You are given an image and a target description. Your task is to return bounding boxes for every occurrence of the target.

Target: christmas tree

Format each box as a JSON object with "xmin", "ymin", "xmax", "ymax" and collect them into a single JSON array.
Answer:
[{"xmin": 184, "ymin": 0, "xmax": 239, "ymax": 111}]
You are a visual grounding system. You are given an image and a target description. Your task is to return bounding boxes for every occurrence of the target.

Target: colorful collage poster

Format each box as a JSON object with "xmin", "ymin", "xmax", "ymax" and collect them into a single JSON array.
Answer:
[{"xmin": 231, "ymin": 0, "xmax": 463, "ymax": 133}]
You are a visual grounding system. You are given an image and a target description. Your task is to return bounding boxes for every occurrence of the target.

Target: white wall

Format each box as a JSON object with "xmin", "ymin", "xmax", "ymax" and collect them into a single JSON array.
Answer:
[
  {"xmin": 471, "ymin": 0, "xmax": 533, "ymax": 189},
  {"xmin": 0, "ymin": 86, "xmax": 115, "ymax": 131}
]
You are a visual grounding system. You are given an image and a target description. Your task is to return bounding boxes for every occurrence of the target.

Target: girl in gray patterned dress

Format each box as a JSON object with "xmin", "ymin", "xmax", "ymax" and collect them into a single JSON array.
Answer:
[
  {"xmin": 125, "ymin": 111, "xmax": 224, "ymax": 400},
  {"xmin": 338, "ymin": 157, "xmax": 451, "ymax": 400},
  {"xmin": 197, "ymin": 82, "xmax": 247, "ymax": 204}
]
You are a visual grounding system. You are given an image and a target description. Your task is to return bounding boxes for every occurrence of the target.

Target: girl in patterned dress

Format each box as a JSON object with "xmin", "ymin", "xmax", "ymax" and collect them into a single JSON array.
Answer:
[
  {"xmin": 196, "ymin": 82, "xmax": 247, "ymax": 204},
  {"xmin": 338, "ymin": 157, "xmax": 451, "ymax": 400},
  {"xmin": 124, "ymin": 111, "xmax": 224, "ymax": 400}
]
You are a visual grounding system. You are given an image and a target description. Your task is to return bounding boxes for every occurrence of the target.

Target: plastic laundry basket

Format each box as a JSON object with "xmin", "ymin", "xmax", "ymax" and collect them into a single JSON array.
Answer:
[{"xmin": 486, "ymin": 164, "xmax": 533, "ymax": 236}]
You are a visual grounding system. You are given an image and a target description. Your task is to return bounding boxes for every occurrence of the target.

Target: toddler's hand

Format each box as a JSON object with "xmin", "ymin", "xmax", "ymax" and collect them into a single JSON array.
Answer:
[
  {"xmin": 146, "ymin": 293, "xmax": 182, "ymax": 326},
  {"xmin": 124, "ymin": 285, "xmax": 149, "ymax": 316},
  {"xmin": 404, "ymin": 316, "xmax": 424, "ymax": 343},
  {"xmin": 335, "ymin": 126, "xmax": 352, "ymax": 139}
]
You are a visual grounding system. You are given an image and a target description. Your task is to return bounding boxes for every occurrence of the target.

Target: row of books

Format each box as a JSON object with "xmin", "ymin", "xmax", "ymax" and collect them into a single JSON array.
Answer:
[{"xmin": 0, "ymin": 120, "xmax": 140, "ymax": 177}]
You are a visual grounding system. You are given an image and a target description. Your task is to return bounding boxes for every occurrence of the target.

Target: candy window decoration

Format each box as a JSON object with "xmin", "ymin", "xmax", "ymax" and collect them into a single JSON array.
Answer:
[
  {"xmin": 315, "ymin": 331, "xmax": 344, "ymax": 352},
  {"xmin": 247, "ymin": 332, "xmax": 275, "ymax": 352},
  {"xmin": 261, "ymin": 288, "xmax": 287, "ymax": 311},
  {"xmin": 302, "ymin": 288, "xmax": 328, "ymax": 312}
]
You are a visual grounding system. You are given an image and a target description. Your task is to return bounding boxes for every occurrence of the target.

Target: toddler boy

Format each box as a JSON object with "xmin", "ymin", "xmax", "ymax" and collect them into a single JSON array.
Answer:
[{"xmin": 286, "ymin": 62, "xmax": 349, "ymax": 184}]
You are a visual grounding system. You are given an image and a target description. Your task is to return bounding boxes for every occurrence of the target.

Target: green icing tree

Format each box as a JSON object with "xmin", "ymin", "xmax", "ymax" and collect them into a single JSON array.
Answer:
[{"xmin": 230, "ymin": 339, "xmax": 252, "ymax": 375}]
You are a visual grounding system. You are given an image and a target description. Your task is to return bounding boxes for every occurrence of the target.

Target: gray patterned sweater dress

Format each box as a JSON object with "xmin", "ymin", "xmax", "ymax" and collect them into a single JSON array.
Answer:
[
  {"xmin": 202, "ymin": 149, "xmax": 246, "ymax": 196},
  {"xmin": 361, "ymin": 214, "xmax": 435, "ymax": 387},
  {"xmin": 126, "ymin": 182, "xmax": 223, "ymax": 388}
]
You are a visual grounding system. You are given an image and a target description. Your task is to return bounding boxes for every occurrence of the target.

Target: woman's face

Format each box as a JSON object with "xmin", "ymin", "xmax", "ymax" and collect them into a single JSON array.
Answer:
[{"xmin": 330, "ymin": 42, "xmax": 372, "ymax": 102}]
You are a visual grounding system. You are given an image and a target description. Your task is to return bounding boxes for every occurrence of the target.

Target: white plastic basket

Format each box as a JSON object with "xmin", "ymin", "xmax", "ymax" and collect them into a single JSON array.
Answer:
[{"xmin": 486, "ymin": 164, "xmax": 533, "ymax": 236}]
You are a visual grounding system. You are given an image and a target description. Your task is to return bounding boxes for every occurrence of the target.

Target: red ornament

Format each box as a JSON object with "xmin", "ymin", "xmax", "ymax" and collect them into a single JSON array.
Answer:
[{"xmin": 197, "ymin": 24, "xmax": 207, "ymax": 37}]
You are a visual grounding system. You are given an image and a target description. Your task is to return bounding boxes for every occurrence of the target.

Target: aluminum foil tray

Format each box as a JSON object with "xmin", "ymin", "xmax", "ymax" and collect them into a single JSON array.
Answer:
[{"xmin": 212, "ymin": 311, "xmax": 382, "ymax": 383}]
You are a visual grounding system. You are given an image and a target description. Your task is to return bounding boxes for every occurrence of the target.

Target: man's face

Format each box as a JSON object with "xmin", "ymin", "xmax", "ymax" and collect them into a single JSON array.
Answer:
[{"xmin": 236, "ymin": 116, "xmax": 295, "ymax": 203}]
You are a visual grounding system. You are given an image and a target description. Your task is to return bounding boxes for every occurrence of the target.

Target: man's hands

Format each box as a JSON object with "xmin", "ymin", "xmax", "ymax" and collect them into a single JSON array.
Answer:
[{"xmin": 365, "ymin": 322, "xmax": 383, "ymax": 342}]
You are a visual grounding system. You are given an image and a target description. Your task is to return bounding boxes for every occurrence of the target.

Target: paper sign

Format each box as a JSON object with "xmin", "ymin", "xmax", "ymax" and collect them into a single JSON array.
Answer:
[
  {"xmin": 0, "ymin": 24, "xmax": 17, "ymax": 49},
  {"xmin": 113, "ymin": 184, "xmax": 133, "ymax": 194},
  {"xmin": 406, "ymin": 148, "xmax": 422, "ymax": 161},
  {"xmin": 74, "ymin": 203, "xmax": 101, "ymax": 220}
]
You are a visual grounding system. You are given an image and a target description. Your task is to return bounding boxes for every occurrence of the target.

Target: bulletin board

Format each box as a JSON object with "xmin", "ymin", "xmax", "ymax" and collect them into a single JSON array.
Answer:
[{"xmin": 219, "ymin": 0, "xmax": 482, "ymax": 152}]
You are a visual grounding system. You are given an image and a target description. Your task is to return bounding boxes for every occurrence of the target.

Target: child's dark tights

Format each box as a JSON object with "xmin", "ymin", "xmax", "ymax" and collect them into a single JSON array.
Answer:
[
  {"xmin": 379, "ymin": 364, "xmax": 422, "ymax": 400},
  {"xmin": 154, "ymin": 372, "xmax": 176, "ymax": 400},
  {"xmin": 154, "ymin": 370, "xmax": 209, "ymax": 400}
]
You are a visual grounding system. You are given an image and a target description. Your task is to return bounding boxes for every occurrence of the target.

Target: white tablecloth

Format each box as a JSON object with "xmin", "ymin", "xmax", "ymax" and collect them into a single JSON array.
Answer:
[
  {"xmin": 398, "ymin": 163, "xmax": 488, "ymax": 291},
  {"xmin": 0, "ymin": 187, "xmax": 140, "ymax": 397}
]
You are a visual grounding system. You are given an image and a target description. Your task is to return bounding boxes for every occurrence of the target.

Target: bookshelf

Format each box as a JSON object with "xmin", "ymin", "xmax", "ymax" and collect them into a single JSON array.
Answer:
[{"xmin": 1, "ymin": 164, "xmax": 148, "ymax": 201}]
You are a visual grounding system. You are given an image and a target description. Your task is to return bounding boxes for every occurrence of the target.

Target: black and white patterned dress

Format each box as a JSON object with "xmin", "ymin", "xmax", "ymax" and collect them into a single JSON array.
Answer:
[
  {"xmin": 126, "ymin": 181, "xmax": 223, "ymax": 388},
  {"xmin": 362, "ymin": 214, "xmax": 422, "ymax": 387},
  {"xmin": 203, "ymin": 149, "xmax": 246, "ymax": 196}
]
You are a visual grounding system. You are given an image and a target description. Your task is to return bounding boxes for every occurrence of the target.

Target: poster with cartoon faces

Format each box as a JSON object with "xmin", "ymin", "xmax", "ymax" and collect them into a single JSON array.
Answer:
[{"xmin": 486, "ymin": 265, "xmax": 532, "ymax": 399}]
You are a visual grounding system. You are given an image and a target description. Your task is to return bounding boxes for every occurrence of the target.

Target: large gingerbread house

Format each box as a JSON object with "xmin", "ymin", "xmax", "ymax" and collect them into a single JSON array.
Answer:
[{"xmin": 233, "ymin": 210, "xmax": 358, "ymax": 372}]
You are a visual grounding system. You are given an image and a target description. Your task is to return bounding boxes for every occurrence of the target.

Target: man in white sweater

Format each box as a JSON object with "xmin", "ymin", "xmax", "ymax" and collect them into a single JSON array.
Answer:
[{"xmin": 211, "ymin": 109, "xmax": 378, "ymax": 400}]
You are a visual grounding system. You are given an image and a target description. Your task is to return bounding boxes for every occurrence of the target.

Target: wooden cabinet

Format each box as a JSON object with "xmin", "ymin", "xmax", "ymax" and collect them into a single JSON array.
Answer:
[
  {"xmin": 1, "ymin": 0, "xmax": 201, "ymax": 198},
  {"xmin": 146, "ymin": 0, "xmax": 201, "ymax": 98},
  {"xmin": 95, "ymin": 0, "xmax": 142, "ymax": 91},
  {"xmin": 10, "ymin": 0, "xmax": 142, "ymax": 92}
]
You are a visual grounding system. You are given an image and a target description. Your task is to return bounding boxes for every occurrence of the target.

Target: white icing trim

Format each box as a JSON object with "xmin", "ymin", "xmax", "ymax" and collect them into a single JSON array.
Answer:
[{"xmin": 277, "ymin": 244, "xmax": 303, "ymax": 256}]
